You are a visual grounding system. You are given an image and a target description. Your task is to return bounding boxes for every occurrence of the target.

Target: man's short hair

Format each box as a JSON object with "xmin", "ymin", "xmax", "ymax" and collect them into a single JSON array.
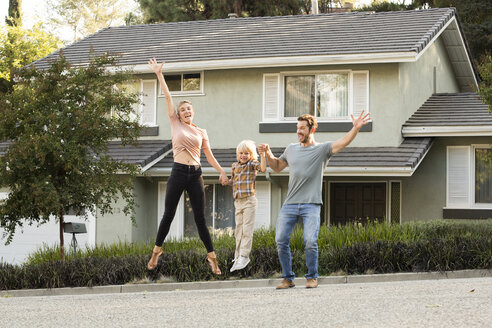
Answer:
[{"xmin": 298, "ymin": 114, "xmax": 318, "ymax": 132}]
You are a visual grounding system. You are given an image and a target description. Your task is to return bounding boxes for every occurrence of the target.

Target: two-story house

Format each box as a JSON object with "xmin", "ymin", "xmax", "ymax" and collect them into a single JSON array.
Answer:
[{"xmin": 1, "ymin": 8, "xmax": 491, "ymax": 261}]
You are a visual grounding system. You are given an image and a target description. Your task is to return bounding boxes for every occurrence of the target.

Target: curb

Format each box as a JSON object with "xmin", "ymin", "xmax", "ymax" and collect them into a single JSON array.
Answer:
[{"xmin": 1, "ymin": 269, "xmax": 491, "ymax": 298}]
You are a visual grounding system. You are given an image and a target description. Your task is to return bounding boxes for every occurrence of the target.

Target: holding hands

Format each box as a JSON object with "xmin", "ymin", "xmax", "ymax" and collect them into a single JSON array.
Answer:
[
  {"xmin": 219, "ymin": 172, "xmax": 230, "ymax": 186},
  {"xmin": 258, "ymin": 144, "xmax": 270, "ymax": 157}
]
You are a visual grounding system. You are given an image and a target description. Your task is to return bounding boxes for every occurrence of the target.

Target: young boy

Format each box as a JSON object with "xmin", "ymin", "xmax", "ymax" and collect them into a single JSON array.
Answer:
[{"xmin": 229, "ymin": 140, "xmax": 266, "ymax": 272}]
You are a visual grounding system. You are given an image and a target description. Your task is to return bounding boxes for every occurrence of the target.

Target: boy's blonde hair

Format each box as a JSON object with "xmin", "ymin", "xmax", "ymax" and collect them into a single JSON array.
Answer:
[{"xmin": 236, "ymin": 140, "xmax": 258, "ymax": 161}]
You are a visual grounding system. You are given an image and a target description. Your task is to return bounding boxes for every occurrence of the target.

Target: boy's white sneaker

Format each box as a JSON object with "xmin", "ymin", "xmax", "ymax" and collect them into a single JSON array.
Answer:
[
  {"xmin": 230, "ymin": 258, "xmax": 238, "ymax": 272},
  {"xmin": 234, "ymin": 256, "xmax": 250, "ymax": 271}
]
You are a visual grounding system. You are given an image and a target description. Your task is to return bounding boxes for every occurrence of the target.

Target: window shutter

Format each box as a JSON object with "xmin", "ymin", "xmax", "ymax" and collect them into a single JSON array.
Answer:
[
  {"xmin": 254, "ymin": 181, "xmax": 271, "ymax": 229},
  {"xmin": 447, "ymin": 146, "xmax": 470, "ymax": 207},
  {"xmin": 141, "ymin": 80, "xmax": 156, "ymax": 125},
  {"xmin": 263, "ymin": 74, "xmax": 280, "ymax": 121},
  {"xmin": 352, "ymin": 71, "xmax": 369, "ymax": 117}
]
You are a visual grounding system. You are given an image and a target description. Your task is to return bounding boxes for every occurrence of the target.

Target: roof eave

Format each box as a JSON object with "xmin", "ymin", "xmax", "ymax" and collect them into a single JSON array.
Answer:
[
  {"xmin": 146, "ymin": 166, "xmax": 416, "ymax": 177},
  {"xmin": 112, "ymin": 52, "xmax": 418, "ymax": 73},
  {"xmin": 402, "ymin": 126, "xmax": 492, "ymax": 137}
]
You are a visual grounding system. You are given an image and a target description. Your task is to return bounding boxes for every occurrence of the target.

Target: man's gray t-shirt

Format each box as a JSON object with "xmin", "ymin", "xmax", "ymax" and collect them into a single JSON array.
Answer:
[{"xmin": 279, "ymin": 142, "xmax": 333, "ymax": 205}]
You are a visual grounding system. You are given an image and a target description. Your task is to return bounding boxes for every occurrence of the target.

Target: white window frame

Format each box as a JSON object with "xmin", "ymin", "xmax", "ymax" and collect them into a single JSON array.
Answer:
[
  {"xmin": 446, "ymin": 145, "xmax": 492, "ymax": 209},
  {"xmin": 139, "ymin": 79, "xmax": 157, "ymax": 127},
  {"xmin": 278, "ymin": 69, "xmax": 368, "ymax": 122},
  {"xmin": 158, "ymin": 71, "xmax": 204, "ymax": 97},
  {"xmin": 471, "ymin": 144, "xmax": 492, "ymax": 208}
]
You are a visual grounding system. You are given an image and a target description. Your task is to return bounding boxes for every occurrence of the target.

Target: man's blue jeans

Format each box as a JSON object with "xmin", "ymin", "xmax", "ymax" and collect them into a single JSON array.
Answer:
[{"xmin": 275, "ymin": 203, "xmax": 321, "ymax": 281}]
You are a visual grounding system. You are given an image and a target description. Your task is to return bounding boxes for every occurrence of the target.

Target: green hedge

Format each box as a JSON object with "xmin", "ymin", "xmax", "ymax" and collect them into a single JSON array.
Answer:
[{"xmin": 1, "ymin": 236, "xmax": 491, "ymax": 290}]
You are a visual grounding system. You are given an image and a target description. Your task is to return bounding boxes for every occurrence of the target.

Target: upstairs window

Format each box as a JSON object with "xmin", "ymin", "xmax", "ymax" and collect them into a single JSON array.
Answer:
[
  {"xmin": 160, "ymin": 72, "xmax": 203, "ymax": 96},
  {"xmin": 263, "ymin": 70, "xmax": 368, "ymax": 122},
  {"xmin": 114, "ymin": 79, "xmax": 156, "ymax": 126}
]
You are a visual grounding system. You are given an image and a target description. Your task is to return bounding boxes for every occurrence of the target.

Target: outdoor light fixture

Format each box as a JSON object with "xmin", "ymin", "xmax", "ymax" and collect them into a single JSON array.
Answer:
[{"xmin": 63, "ymin": 222, "xmax": 87, "ymax": 263}]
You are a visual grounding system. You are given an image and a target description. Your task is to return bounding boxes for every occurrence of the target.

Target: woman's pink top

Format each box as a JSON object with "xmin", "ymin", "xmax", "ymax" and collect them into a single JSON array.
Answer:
[{"xmin": 170, "ymin": 112, "xmax": 210, "ymax": 164}]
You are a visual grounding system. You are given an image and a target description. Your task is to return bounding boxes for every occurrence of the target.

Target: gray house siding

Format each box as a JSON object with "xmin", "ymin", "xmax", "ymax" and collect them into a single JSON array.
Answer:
[
  {"xmin": 144, "ymin": 63, "xmax": 401, "ymax": 147},
  {"xmin": 399, "ymin": 38, "xmax": 460, "ymax": 136},
  {"xmin": 401, "ymin": 136, "xmax": 492, "ymax": 221}
]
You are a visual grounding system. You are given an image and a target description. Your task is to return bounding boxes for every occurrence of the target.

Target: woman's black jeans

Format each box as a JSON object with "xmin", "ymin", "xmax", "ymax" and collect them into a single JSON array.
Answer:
[{"xmin": 155, "ymin": 162, "xmax": 214, "ymax": 252}]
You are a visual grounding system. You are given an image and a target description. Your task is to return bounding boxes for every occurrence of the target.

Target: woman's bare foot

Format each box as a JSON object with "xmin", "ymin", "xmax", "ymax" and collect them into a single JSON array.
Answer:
[
  {"xmin": 206, "ymin": 251, "xmax": 222, "ymax": 275},
  {"xmin": 147, "ymin": 246, "xmax": 162, "ymax": 270}
]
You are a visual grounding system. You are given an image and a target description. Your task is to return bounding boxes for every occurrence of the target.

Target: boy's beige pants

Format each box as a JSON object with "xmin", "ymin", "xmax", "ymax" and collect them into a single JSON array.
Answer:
[{"xmin": 234, "ymin": 195, "xmax": 257, "ymax": 259}]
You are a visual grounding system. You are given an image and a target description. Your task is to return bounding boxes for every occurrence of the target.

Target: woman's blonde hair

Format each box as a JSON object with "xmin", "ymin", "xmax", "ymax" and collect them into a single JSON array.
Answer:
[{"xmin": 236, "ymin": 140, "xmax": 258, "ymax": 161}]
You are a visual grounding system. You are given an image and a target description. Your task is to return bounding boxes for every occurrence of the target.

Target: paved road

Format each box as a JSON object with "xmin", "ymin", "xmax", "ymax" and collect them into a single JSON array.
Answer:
[{"xmin": 1, "ymin": 277, "xmax": 491, "ymax": 327}]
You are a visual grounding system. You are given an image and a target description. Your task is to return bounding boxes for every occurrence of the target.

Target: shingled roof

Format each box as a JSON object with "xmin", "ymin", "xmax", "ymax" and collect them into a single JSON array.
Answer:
[
  {"xmin": 402, "ymin": 93, "xmax": 492, "ymax": 136},
  {"xmin": 149, "ymin": 138, "xmax": 433, "ymax": 176},
  {"xmin": 105, "ymin": 140, "xmax": 172, "ymax": 169},
  {"xmin": 0, "ymin": 140, "xmax": 172, "ymax": 171},
  {"xmin": 33, "ymin": 8, "xmax": 454, "ymax": 68}
]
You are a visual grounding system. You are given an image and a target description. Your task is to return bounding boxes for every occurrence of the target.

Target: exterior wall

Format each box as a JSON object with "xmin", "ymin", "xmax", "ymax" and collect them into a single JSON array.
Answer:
[
  {"xmin": 132, "ymin": 177, "xmax": 159, "ymax": 243},
  {"xmin": 96, "ymin": 176, "xmax": 160, "ymax": 245},
  {"xmin": 139, "ymin": 63, "xmax": 402, "ymax": 148},
  {"xmin": 398, "ymin": 38, "xmax": 460, "ymax": 133},
  {"xmin": 401, "ymin": 136, "xmax": 492, "ymax": 222},
  {"xmin": 95, "ymin": 176, "xmax": 135, "ymax": 245}
]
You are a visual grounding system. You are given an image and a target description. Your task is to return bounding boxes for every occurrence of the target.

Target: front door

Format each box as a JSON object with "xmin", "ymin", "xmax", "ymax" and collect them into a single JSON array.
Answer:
[{"xmin": 330, "ymin": 183, "xmax": 386, "ymax": 225}]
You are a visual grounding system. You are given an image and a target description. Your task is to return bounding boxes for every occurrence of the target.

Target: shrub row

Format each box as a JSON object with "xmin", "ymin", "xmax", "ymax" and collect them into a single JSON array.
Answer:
[
  {"xmin": 2, "ymin": 236, "xmax": 490, "ymax": 290},
  {"xmin": 24, "ymin": 219, "xmax": 492, "ymax": 265}
]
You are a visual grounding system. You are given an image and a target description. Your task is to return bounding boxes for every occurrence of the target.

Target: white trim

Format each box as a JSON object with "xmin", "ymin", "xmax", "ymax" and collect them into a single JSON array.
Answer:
[
  {"xmin": 410, "ymin": 140, "xmax": 433, "ymax": 174},
  {"xmin": 117, "ymin": 52, "xmax": 418, "ymax": 74},
  {"xmin": 279, "ymin": 70, "xmax": 364, "ymax": 120},
  {"xmin": 389, "ymin": 180, "xmax": 402, "ymax": 224},
  {"xmin": 415, "ymin": 17, "xmax": 477, "ymax": 88},
  {"xmin": 140, "ymin": 79, "xmax": 157, "ymax": 126},
  {"xmin": 325, "ymin": 167, "xmax": 414, "ymax": 176},
  {"xmin": 402, "ymin": 126, "xmax": 492, "ymax": 137},
  {"xmin": 471, "ymin": 144, "xmax": 492, "ymax": 208},
  {"xmin": 140, "ymin": 149, "xmax": 173, "ymax": 173},
  {"xmin": 262, "ymin": 73, "xmax": 280, "ymax": 121},
  {"xmin": 415, "ymin": 16, "xmax": 455, "ymax": 62},
  {"xmin": 146, "ymin": 166, "xmax": 416, "ymax": 177},
  {"xmin": 446, "ymin": 146, "xmax": 470, "ymax": 208}
]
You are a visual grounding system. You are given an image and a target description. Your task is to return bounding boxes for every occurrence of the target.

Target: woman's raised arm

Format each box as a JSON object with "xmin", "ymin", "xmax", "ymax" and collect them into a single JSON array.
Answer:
[{"xmin": 148, "ymin": 57, "xmax": 175, "ymax": 120}]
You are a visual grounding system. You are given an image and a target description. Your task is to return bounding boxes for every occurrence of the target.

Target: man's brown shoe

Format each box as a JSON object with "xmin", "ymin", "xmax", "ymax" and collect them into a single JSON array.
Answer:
[
  {"xmin": 306, "ymin": 278, "xmax": 318, "ymax": 288},
  {"xmin": 276, "ymin": 279, "xmax": 295, "ymax": 289}
]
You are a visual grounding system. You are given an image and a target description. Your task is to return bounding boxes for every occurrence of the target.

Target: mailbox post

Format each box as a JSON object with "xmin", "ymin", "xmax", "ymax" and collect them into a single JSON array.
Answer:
[{"xmin": 63, "ymin": 222, "xmax": 87, "ymax": 263}]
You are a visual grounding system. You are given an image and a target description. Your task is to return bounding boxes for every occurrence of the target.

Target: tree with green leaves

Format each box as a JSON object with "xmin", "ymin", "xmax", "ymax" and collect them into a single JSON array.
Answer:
[
  {"xmin": 0, "ymin": 55, "xmax": 142, "ymax": 261},
  {"xmin": 0, "ymin": 23, "xmax": 62, "ymax": 94},
  {"xmin": 478, "ymin": 55, "xmax": 492, "ymax": 112},
  {"xmin": 46, "ymin": 0, "xmax": 138, "ymax": 42},
  {"xmin": 137, "ymin": 0, "xmax": 309, "ymax": 23},
  {"xmin": 358, "ymin": 1, "xmax": 491, "ymax": 65}
]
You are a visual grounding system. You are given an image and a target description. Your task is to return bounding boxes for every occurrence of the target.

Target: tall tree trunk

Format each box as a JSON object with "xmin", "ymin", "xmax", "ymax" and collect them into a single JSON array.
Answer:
[
  {"xmin": 59, "ymin": 209, "xmax": 65, "ymax": 262},
  {"xmin": 7, "ymin": 0, "xmax": 22, "ymax": 26}
]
